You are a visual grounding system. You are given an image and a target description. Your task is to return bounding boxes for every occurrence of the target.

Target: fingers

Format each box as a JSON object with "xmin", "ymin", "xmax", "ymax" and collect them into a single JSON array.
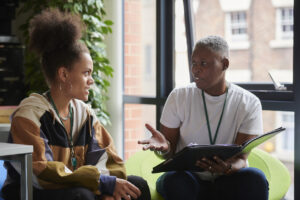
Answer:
[
  {"xmin": 138, "ymin": 139, "xmax": 164, "ymax": 150},
  {"xmin": 145, "ymin": 123, "xmax": 157, "ymax": 135},
  {"xmin": 122, "ymin": 182, "xmax": 140, "ymax": 200},
  {"xmin": 195, "ymin": 157, "xmax": 215, "ymax": 171},
  {"xmin": 139, "ymin": 142, "xmax": 166, "ymax": 151},
  {"xmin": 137, "ymin": 141, "xmax": 154, "ymax": 151},
  {"xmin": 137, "ymin": 139, "xmax": 150, "ymax": 145},
  {"xmin": 114, "ymin": 179, "xmax": 141, "ymax": 200},
  {"xmin": 195, "ymin": 156, "xmax": 232, "ymax": 174}
]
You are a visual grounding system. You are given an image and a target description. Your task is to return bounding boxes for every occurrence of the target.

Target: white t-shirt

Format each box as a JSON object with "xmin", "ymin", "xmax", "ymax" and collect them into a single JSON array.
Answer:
[{"xmin": 160, "ymin": 82, "xmax": 263, "ymax": 180}]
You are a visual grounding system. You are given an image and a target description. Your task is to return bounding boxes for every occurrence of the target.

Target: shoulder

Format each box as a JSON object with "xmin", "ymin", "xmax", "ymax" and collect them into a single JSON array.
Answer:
[
  {"xmin": 228, "ymin": 83, "xmax": 261, "ymax": 111},
  {"xmin": 229, "ymin": 83, "xmax": 260, "ymax": 102},
  {"xmin": 13, "ymin": 93, "xmax": 51, "ymax": 126},
  {"xmin": 17, "ymin": 93, "xmax": 50, "ymax": 112},
  {"xmin": 72, "ymin": 98, "xmax": 90, "ymax": 112},
  {"xmin": 171, "ymin": 83, "xmax": 199, "ymax": 98},
  {"xmin": 72, "ymin": 98, "xmax": 98, "ymax": 123}
]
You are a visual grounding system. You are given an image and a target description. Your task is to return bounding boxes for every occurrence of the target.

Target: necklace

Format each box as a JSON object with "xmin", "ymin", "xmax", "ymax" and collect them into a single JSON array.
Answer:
[
  {"xmin": 60, "ymin": 110, "xmax": 71, "ymax": 121},
  {"xmin": 201, "ymin": 88, "xmax": 228, "ymax": 145},
  {"xmin": 46, "ymin": 91, "xmax": 77, "ymax": 170}
]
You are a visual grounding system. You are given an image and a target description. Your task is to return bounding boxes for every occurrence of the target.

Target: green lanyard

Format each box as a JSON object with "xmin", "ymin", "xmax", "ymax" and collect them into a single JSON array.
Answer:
[
  {"xmin": 201, "ymin": 88, "xmax": 228, "ymax": 145},
  {"xmin": 47, "ymin": 92, "xmax": 77, "ymax": 170}
]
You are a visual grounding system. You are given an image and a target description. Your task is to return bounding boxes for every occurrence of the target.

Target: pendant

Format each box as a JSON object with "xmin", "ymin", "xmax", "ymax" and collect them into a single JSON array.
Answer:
[
  {"xmin": 71, "ymin": 157, "xmax": 77, "ymax": 170},
  {"xmin": 60, "ymin": 113, "xmax": 71, "ymax": 121}
]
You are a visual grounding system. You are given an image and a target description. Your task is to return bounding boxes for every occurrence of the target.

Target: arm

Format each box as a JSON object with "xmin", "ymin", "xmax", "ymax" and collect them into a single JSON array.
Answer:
[
  {"xmin": 88, "ymin": 119, "xmax": 141, "ymax": 199},
  {"xmin": 229, "ymin": 132, "xmax": 258, "ymax": 171},
  {"xmin": 159, "ymin": 124, "xmax": 180, "ymax": 158},
  {"xmin": 221, "ymin": 132, "xmax": 257, "ymax": 174},
  {"xmin": 138, "ymin": 89, "xmax": 181, "ymax": 159}
]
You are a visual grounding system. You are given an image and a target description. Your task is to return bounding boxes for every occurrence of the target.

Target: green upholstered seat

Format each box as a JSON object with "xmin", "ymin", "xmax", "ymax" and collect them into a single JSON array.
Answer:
[
  {"xmin": 125, "ymin": 150, "xmax": 164, "ymax": 200},
  {"xmin": 248, "ymin": 148, "xmax": 291, "ymax": 200},
  {"xmin": 125, "ymin": 148, "xmax": 291, "ymax": 200}
]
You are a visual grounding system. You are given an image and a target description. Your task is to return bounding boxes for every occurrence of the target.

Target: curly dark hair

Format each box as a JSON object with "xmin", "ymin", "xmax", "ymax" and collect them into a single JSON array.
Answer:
[{"xmin": 29, "ymin": 8, "xmax": 89, "ymax": 83}]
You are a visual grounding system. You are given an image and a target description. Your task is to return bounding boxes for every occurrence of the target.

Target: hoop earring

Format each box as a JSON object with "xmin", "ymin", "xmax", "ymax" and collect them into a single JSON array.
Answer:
[{"xmin": 69, "ymin": 81, "xmax": 72, "ymax": 91}]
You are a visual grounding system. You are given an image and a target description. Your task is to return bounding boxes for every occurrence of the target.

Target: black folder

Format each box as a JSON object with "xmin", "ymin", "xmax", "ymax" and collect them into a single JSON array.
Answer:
[{"xmin": 152, "ymin": 127, "xmax": 285, "ymax": 173}]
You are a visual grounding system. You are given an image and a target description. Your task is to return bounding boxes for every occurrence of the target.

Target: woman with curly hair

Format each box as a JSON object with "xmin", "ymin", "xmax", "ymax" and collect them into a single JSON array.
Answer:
[{"xmin": 1, "ymin": 8, "xmax": 150, "ymax": 200}]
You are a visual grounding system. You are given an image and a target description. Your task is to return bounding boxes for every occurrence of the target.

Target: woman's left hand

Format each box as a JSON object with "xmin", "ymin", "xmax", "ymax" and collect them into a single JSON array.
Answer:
[{"xmin": 195, "ymin": 156, "xmax": 234, "ymax": 175}]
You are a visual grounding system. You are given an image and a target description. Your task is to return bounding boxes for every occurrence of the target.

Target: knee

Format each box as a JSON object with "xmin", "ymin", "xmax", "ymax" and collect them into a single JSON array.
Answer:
[
  {"xmin": 161, "ymin": 171, "xmax": 198, "ymax": 190},
  {"xmin": 162, "ymin": 171, "xmax": 186, "ymax": 187},
  {"xmin": 239, "ymin": 167, "xmax": 269, "ymax": 190},
  {"xmin": 127, "ymin": 175, "xmax": 151, "ymax": 200},
  {"xmin": 157, "ymin": 171, "xmax": 201, "ymax": 200},
  {"xmin": 127, "ymin": 175, "xmax": 148, "ymax": 188}
]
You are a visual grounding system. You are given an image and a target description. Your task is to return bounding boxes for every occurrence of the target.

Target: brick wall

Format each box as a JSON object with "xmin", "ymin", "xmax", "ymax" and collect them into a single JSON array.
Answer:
[{"xmin": 124, "ymin": 0, "xmax": 143, "ymax": 160}]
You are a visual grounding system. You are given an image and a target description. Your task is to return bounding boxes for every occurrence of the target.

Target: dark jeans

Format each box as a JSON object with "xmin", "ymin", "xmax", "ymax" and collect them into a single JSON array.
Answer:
[
  {"xmin": 157, "ymin": 167, "xmax": 269, "ymax": 200},
  {"xmin": 2, "ymin": 175, "xmax": 150, "ymax": 200}
]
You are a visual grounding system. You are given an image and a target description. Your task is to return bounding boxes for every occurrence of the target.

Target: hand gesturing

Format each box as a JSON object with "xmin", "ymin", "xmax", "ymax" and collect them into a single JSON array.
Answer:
[{"xmin": 138, "ymin": 123, "xmax": 169, "ymax": 152}]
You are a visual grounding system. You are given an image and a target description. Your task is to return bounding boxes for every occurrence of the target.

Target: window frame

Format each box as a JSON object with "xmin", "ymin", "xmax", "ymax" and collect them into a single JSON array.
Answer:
[{"xmin": 123, "ymin": 0, "xmax": 300, "ymax": 198}]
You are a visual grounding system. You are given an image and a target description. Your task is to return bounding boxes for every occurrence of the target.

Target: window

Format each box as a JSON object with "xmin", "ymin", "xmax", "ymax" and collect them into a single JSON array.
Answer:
[
  {"xmin": 226, "ymin": 11, "xmax": 248, "ymax": 41},
  {"xmin": 124, "ymin": 0, "xmax": 157, "ymax": 160},
  {"xmin": 280, "ymin": 8, "xmax": 294, "ymax": 39},
  {"xmin": 276, "ymin": 112, "xmax": 294, "ymax": 157},
  {"xmin": 124, "ymin": 0, "xmax": 156, "ymax": 97},
  {"xmin": 225, "ymin": 11, "xmax": 250, "ymax": 49},
  {"xmin": 123, "ymin": 0, "xmax": 174, "ymax": 160},
  {"xmin": 124, "ymin": 104, "xmax": 156, "ymax": 159},
  {"xmin": 270, "ymin": 0, "xmax": 294, "ymax": 48}
]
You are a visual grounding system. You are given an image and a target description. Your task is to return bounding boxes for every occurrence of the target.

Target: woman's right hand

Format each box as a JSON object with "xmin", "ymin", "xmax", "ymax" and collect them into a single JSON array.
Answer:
[
  {"xmin": 138, "ymin": 123, "xmax": 170, "ymax": 152},
  {"xmin": 112, "ymin": 178, "xmax": 141, "ymax": 200}
]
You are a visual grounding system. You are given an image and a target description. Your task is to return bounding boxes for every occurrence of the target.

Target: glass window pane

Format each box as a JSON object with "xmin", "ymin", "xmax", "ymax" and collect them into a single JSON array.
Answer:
[
  {"xmin": 175, "ymin": 0, "xmax": 190, "ymax": 88},
  {"xmin": 175, "ymin": 0, "xmax": 293, "ymax": 86},
  {"xmin": 124, "ymin": 104, "xmax": 156, "ymax": 160},
  {"xmin": 124, "ymin": 0, "xmax": 156, "ymax": 97},
  {"xmin": 262, "ymin": 110, "xmax": 294, "ymax": 199}
]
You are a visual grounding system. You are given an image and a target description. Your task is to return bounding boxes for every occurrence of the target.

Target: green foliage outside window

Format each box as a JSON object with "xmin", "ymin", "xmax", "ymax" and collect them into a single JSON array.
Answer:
[{"xmin": 18, "ymin": 0, "xmax": 113, "ymax": 125}]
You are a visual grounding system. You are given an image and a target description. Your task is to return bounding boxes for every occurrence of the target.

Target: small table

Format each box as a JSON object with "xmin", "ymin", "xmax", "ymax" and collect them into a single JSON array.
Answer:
[{"xmin": 0, "ymin": 143, "xmax": 33, "ymax": 200}]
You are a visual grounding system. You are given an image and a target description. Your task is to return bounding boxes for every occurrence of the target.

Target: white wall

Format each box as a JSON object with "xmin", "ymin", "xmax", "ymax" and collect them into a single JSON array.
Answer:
[{"xmin": 103, "ymin": 0, "xmax": 124, "ymax": 158}]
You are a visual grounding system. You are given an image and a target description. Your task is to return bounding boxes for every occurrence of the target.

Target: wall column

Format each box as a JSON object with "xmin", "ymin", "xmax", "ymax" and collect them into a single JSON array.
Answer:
[{"xmin": 103, "ymin": 0, "xmax": 124, "ymax": 158}]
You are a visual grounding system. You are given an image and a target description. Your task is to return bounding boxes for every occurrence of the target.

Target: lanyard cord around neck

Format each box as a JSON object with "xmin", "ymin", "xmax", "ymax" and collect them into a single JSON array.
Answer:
[
  {"xmin": 46, "ymin": 91, "xmax": 77, "ymax": 170},
  {"xmin": 201, "ymin": 88, "xmax": 228, "ymax": 145}
]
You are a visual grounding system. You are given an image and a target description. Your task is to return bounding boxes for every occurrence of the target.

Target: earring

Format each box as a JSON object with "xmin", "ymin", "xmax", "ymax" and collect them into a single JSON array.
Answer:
[
  {"xmin": 69, "ymin": 81, "xmax": 72, "ymax": 91},
  {"xmin": 59, "ymin": 83, "xmax": 62, "ymax": 91}
]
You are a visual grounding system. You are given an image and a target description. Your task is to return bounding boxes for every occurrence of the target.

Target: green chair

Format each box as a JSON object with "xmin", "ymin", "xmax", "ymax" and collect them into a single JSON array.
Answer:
[
  {"xmin": 125, "ymin": 151, "xmax": 164, "ymax": 200},
  {"xmin": 248, "ymin": 148, "xmax": 291, "ymax": 200},
  {"xmin": 125, "ymin": 149, "xmax": 291, "ymax": 200}
]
